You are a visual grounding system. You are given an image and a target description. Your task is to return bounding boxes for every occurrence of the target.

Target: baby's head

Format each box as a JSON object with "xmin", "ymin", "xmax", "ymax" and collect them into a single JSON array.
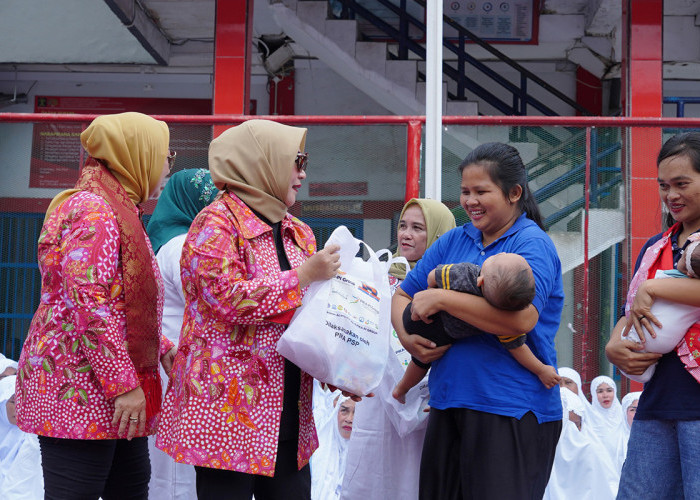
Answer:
[
  {"xmin": 679, "ymin": 237, "xmax": 700, "ymax": 278},
  {"xmin": 478, "ymin": 253, "xmax": 535, "ymax": 311}
]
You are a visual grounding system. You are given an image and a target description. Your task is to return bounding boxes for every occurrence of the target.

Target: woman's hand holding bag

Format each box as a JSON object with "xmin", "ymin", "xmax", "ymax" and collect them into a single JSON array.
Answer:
[{"xmin": 296, "ymin": 244, "xmax": 341, "ymax": 288}]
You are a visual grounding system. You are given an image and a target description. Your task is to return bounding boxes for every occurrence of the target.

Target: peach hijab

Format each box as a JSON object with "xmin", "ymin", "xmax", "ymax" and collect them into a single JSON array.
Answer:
[{"xmin": 208, "ymin": 119, "xmax": 307, "ymax": 223}]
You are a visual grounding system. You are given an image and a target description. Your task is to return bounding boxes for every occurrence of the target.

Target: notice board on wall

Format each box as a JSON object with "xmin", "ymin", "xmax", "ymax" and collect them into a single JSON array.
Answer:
[
  {"xmin": 443, "ymin": 0, "xmax": 538, "ymax": 44},
  {"xmin": 31, "ymin": 96, "xmax": 212, "ymax": 188}
]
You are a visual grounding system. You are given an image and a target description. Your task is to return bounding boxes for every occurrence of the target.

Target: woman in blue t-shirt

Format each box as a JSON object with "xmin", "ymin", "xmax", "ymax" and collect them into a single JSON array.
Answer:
[
  {"xmin": 392, "ymin": 142, "xmax": 564, "ymax": 499},
  {"xmin": 606, "ymin": 132, "xmax": 700, "ymax": 499}
]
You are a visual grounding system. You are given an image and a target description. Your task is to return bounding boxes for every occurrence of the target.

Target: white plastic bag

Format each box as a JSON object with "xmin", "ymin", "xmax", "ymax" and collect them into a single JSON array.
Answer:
[{"xmin": 277, "ymin": 225, "xmax": 392, "ymax": 395}]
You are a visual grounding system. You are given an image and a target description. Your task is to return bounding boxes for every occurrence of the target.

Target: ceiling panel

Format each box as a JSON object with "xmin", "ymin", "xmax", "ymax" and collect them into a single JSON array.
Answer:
[{"xmin": 0, "ymin": 0, "xmax": 156, "ymax": 64}]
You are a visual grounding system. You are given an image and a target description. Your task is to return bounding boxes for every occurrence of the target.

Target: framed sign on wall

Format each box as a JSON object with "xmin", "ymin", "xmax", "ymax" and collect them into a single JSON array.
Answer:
[
  {"xmin": 444, "ymin": 0, "xmax": 539, "ymax": 44},
  {"xmin": 30, "ymin": 96, "xmax": 212, "ymax": 189}
]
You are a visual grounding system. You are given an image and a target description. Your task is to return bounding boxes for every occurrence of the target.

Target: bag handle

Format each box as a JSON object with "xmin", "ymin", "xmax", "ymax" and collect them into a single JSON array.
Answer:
[
  {"xmin": 324, "ymin": 225, "xmax": 360, "ymax": 270},
  {"xmin": 388, "ymin": 255, "xmax": 410, "ymax": 276},
  {"xmin": 375, "ymin": 248, "xmax": 394, "ymax": 273},
  {"xmin": 324, "ymin": 225, "xmax": 390, "ymax": 280}
]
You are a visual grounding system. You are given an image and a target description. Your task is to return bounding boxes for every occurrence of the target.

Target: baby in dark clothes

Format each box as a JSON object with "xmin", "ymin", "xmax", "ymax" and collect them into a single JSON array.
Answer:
[{"xmin": 393, "ymin": 252, "xmax": 561, "ymax": 403}]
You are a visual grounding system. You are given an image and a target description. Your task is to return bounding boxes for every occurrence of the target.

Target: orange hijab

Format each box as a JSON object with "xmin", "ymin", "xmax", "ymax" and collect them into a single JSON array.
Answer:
[{"xmin": 44, "ymin": 112, "xmax": 169, "ymax": 418}]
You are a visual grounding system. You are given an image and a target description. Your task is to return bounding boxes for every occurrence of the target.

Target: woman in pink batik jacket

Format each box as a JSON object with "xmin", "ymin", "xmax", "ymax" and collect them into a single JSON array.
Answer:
[
  {"xmin": 15, "ymin": 112, "xmax": 177, "ymax": 499},
  {"xmin": 157, "ymin": 119, "xmax": 340, "ymax": 500}
]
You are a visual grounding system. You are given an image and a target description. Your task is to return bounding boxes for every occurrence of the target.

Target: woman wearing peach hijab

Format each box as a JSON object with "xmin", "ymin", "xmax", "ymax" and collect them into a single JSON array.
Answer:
[
  {"xmin": 14, "ymin": 112, "xmax": 177, "ymax": 499},
  {"xmin": 156, "ymin": 120, "xmax": 340, "ymax": 500}
]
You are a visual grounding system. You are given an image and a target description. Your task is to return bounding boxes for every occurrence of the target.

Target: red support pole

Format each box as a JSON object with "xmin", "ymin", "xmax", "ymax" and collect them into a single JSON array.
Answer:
[
  {"xmin": 581, "ymin": 127, "xmax": 592, "ymax": 388},
  {"xmin": 212, "ymin": 0, "xmax": 253, "ymax": 137},
  {"xmin": 405, "ymin": 120, "xmax": 422, "ymax": 202},
  {"xmin": 625, "ymin": 0, "xmax": 663, "ymax": 393}
]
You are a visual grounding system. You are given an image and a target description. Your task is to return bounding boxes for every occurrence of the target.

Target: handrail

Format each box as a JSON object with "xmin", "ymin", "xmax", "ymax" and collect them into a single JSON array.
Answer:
[
  {"xmin": 542, "ymin": 175, "xmax": 620, "ymax": 228},
  {"xmin": 526, "ymin": 129, "xmax": 587, "ymax": 181},
  {"xmin": 537, "ymin": 141, "xmax": 621, "ymax": 229},
  {"xmin": 664, "ymin": 96, "xmax": 700, "ymax": 117},
  {"xmin": 433, "ymin": 4, "xmax": 592, "ymax": 116},
  {"xmin": 341, "ymin": 0, "xmax": 538, "ymax": 115},
  {"xmin": 534, "ymin": 145, "xmax": 620, "ymax": 203},
  {"xmin": 526, "ymin": 128, "xmax": 618, "ymax": 183}
]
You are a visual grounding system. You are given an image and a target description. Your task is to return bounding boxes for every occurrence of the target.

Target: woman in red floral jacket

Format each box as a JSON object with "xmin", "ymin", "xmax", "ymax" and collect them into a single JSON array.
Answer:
[
  {"xmin": 157, "ymin": 119, "xmax": 340, "ymax": 499},
  {"xmin": 15, "ymin": 112, "xmax": 177, "ymax": 499}
]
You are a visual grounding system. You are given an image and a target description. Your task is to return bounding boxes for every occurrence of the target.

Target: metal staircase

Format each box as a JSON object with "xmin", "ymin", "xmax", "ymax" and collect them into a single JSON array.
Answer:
[
  {"xmin": 264, "ymin": 0, "xmax": 623, "ymax": 273},
  {"xmin": 268, "ymin": 0, "xmax": 593, "ymax": 117}
]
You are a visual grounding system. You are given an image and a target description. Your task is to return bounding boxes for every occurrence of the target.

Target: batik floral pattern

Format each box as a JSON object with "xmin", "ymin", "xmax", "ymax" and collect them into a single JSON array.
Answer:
[
  {"xmin": 15, "ymin": 192, "xmax": 172, "ymax": 439},
  {"xmin": 157, "ymin": 192, "xmax": 319, "ymax": 476}
]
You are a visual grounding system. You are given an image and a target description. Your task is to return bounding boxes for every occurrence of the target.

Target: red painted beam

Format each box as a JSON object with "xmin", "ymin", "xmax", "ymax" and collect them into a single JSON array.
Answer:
[
  {"xmin": 624, "ymin": 0, "xmax": 663, "ymax": 394},
  {"xmin": 5, "ymin": 114, "xmax": 700, "ymax": 127}
]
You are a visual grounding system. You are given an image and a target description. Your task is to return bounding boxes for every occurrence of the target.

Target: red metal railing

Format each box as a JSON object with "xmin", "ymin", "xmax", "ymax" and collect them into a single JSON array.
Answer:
[
  {"xmin": 6, "ymin": 112, "xmax": 700, "ymax": 205},
  {"xmin": 6, "ymin": 112, "xmax": 700, "ymax": 395}
]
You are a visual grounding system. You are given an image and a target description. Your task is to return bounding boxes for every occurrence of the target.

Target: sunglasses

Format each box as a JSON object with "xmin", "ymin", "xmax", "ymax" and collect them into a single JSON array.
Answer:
[
  {"xmin": 295, "ymin": 151, "xmax": 309, "ymax": 172},
  {"xmin": 167, "ymin": 150, "xmax": 177, "ymax": 171}
]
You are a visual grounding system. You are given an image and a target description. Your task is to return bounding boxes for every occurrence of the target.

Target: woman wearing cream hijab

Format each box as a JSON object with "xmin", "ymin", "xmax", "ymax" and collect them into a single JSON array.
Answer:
[
  {"xmin": 157, "ymin": 119, "xmax": 340, "ymax": 500},
  {"xmin": 14, "ymin": 112, "xmax": 177, "ymax": 498},
  {"xmin": 340, "ymin": 198, "xmax": 455, "ymax": 500}
]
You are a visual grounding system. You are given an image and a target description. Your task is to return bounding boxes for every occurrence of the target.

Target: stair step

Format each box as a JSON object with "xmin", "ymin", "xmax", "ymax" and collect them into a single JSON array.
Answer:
[
  {"xmin": 416, "ymin": 81, "xmax": 446, "ymax": 107},
  {"xmin": 475, "ymin": 127, "xmax": 510, "ymax": 144},
  {"xmin": 549, "ymin": 208, "xmax": 625, "ymax": 275},
  {"xmin": 296, "ymin": 1, "xmax": 327, "ymax": 30},
  {"xmin": 509, "ymin": 142, "xmax": 539, "ymax": 164},
  {"xmin": 280, "ymin": 0, "xmax": 299, "ymax": 11},
  {"xmin": 355, "ymin": 41, "xmax": 387, "ymax": 74},
  {"xmin": 323, "ymin": 19, "xmax": 358, "ymax": 57},
  {"xmin": 386, "ymin": 59, "xmax": 418, "ymax": 93},
  {"xmin": 445, "ymin": 100, "xmax": 478, "ymax": 116}
]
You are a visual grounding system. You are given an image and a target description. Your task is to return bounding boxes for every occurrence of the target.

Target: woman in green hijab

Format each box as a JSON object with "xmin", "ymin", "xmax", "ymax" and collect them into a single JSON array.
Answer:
[
  {"xmin": 147, "ymin": 168, "xmax": 219, "ymax": 346},
  {"xmin": 146, "ymin": 168, "xmax": 218, "ymax": 500},
  {"xmin": 147, "ymin": 168, "xmax": 219, "ymax": 255}
]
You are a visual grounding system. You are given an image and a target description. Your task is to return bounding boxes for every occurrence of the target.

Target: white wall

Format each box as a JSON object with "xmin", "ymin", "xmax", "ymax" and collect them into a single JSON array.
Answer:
[
  {"xmin": 0, "ymin": 71, "xmax": 212, "ymax": 200},
  {"xmin": 294, "ymin": 60, "xmax": 392, "ymax": 116},
  {"xmin": 0, "ymin": 61, "xmax": 406, "ymax": 253}
]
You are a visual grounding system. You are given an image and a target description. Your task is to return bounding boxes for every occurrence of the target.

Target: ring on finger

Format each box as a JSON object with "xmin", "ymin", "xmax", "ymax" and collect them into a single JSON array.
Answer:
[
  {"xmin": 129, "ymin": 417, "xmax": 139, "ymax": 422},
  {"xmin": 638, "ymin": 315, "xmax": 646, "ymax": 321}
]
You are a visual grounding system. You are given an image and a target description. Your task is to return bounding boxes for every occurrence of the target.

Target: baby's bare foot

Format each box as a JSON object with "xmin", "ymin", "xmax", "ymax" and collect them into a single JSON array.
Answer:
[{"xmin": 392, "ymin": 386, "xmax": 407, "ymax": 404}]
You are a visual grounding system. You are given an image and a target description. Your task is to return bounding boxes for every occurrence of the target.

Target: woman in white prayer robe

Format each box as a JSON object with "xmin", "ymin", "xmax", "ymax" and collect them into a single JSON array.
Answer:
[
  {"xmin": 0, "ymin": 353, "xmax": 18, "ymax": 378},
  {"xmin": 145, "ymin": 168, "xmax": 218, "ymax": 500},
  {"xmin": 587, "ymin": 375, "xmax": 628, "ymax": 473},
  {"xmin": 557, "ymin": 367, "xmax": 593, "ymax": 418},
  {"xmin": 311, "ymin": 395, "xmax": 355, "ymax": 500},
  {"xmin": 543, "ymin": 387, "xmax": 619, "ymax": 500},
  {"xmin": 0, "ymin": 375, "xmax": 43, "ymax": 500},
  {"xmin": 621, "ymin": 391, "xmax": 642, "ymax": 438}
]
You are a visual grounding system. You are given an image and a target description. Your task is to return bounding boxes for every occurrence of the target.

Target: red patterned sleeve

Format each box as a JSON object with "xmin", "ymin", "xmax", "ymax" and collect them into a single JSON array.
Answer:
[
  {"xmin": 180, "ymin": 210, "xmax": 305, "ymax": 326},
  {"xmin": 160, "ymin": 334, "xmax": 175, "ymax": 356}
]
